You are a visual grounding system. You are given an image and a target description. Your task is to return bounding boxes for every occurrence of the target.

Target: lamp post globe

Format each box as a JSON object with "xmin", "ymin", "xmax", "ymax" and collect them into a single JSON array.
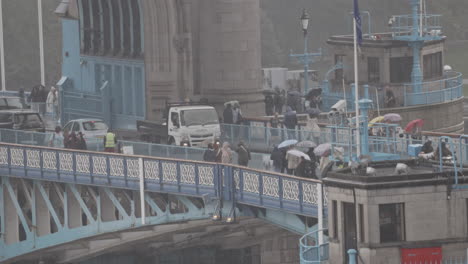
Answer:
[{"xmin": 301, "ymin": 9, "xmax": 310, "ymax": 35}]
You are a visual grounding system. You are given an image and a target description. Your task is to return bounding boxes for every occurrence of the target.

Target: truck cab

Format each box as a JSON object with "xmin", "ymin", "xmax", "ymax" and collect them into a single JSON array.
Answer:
[
  {"xmin": 167, "ymin": 105, "xmax": 221, "ymax": 146},
  {"xmin": 137, "ymin": 103, "xmax": 221, "ymax": 147}
]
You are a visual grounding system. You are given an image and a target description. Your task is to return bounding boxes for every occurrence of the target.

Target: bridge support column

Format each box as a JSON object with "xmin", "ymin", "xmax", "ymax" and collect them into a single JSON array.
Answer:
[
  {"xmin": 35, "ymin": 184, "xmax": 51, "ymax": 236},
  {"xmin": 4, "ymin": 181, "xmax": 19, "ymax": 244},
  {"xmin": 66, "ymin": 186, "xmax": 82, "ymax": 228},
  {"xmin": 101, "ymin": 189, "xmax": 116, "ymax": 222}
]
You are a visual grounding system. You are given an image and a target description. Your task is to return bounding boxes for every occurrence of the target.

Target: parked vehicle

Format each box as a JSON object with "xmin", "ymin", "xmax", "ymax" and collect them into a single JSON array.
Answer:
[
  {"xmin": 137, "ymin": 102, "xmax": 221, "ymax": 147},
  {"xmin": 0, "ymin": 110, "xmax": 45, "ymax": 132},
  {"xmin": 63, "ymin": 119, "xmax": 109, "ymax": 139},
  {"xmin": 0, "ymin": 96, "xmax": 26, "ymax": 110}
]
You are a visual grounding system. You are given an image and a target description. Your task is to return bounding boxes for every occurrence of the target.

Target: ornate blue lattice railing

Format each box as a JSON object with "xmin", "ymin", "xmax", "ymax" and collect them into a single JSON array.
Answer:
[{"xmin": 0, "ymin": 143, "xmax": 324, "ymax": 217}]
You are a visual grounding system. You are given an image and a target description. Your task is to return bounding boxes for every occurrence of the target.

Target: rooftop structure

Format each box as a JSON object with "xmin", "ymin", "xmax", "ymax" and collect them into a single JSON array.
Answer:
[
  {"xmin": 324, "ymin": 158, "xmax": 468, "ymax": 263},
  {"xmin": 322, "ymin": 0, "xmax": 464, "ymax": 133}
]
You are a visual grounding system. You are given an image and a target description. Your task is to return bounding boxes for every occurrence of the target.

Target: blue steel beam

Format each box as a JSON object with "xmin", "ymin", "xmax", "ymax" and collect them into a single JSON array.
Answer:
[
  {"xmin": 4, "ymin": 178, "xmax": 32, "ymax": 240},
  {"xmin": 69, "ymin": 184, "xmax": 96, "ymax": 224},
  {"xmin": 36, "ymin": 181, "xmax": 64, "ymax": 231}
]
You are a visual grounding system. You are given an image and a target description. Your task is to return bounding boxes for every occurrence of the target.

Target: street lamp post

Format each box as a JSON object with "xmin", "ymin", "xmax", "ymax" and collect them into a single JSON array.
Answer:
[
  {"xmin": 290, "ymin": 9, "xmax": 321, "ymax": 96},
  {"xmin": 301, "ymin": 9, "xmax": 310, "ymax": 95}
]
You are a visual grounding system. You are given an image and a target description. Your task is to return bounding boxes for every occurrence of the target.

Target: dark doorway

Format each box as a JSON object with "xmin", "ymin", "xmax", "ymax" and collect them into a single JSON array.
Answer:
[{"xmin": 343, "ymin": 202, "xmax": 357, "ymax": 264}]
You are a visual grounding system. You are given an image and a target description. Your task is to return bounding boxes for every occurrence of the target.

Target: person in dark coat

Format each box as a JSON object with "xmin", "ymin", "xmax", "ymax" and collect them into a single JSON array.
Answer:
[
  {"xmin": 236, "ymin": 141, "xmax": 251, "ymax": 166},
  {"xmin": 434, "ymin": 142, "xmax": 452, "ymax": 159},
  {"xmin": 203, "ymin": 143, "xmax": 217, "ymax": 162},
  {"xmin": 30, "ymin": 85, "xmax": 41, "ymax": 103},
  {"xmin": 264, "ymin": 95, "xmax": 274, "ymax": 116},
  {"xmin": 284, "ymin": 107, "xmax": 298, "ymax": 139},
  {"xmin": 270, "ymin": 146, "xmax": 283, "ymax": 173},
  {"xmin": 385, "ymin": 90, "xmax": 396, "ymax": 108},
  {"xmin": 295, "ymin": 157, "xmax": 316, "ymax": 179},
  {"xmin": 420, "ymin": 140, "xmax": 433, "ymax": 154},
  {"xmin": 274, "ymin": 89, "xmax": 285, "ymax": 114},
  {"xmin": 223, "ymin": 104, "xmax": 233, "ymax": 124},
  {"xmin": 307, "ymin": 147, "xmax": 317, "ymax": 165},
  {"xmin": 77, "ymin": 132, "xmax": 87, "ymax": 150},
  {"xmin": 68, "ymin": 132, "xmax": 79, "ymax": 149}
]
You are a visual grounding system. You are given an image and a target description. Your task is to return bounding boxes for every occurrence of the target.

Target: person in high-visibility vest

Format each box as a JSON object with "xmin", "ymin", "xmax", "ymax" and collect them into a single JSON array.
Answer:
[{"xmin": 104, "ymin": 131, "xmax": 117, "ymax": 152}]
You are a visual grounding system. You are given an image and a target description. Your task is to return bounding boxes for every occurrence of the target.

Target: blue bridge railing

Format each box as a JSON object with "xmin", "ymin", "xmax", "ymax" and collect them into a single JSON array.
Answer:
[{"xmin": 0, "ymin": 142, "xmax": 325, "ymax": 218}]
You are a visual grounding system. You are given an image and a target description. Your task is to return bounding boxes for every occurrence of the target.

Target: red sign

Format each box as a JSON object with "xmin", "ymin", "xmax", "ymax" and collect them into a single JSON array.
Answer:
[{"xmin": 401, "ymin": 247, "xmax": 442, "ymax": 263}]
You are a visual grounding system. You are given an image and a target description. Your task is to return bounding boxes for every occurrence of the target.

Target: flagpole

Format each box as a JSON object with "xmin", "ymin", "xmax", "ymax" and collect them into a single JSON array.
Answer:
[
  {"xmin": 353, "ymin": 17, "xmax": 361, "ymax": 158},
  {"xmin": 38, "ymin": 0, "xmax": 45, "ymax": 86},
  {"xmin": 0, "ymin": 0, "xmax": 5, "ymax": 91}
]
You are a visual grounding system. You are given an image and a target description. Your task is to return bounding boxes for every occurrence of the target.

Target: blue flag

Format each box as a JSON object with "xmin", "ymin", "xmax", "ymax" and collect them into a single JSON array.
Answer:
[{"xmin": 354, "ymin": 0, "xmax": 362, "ymax": 46}]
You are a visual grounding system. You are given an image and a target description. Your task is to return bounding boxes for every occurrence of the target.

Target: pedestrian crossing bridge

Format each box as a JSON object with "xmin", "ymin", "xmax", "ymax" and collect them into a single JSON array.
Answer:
[{"xmin": 0, "ymin": 142, "xmax": 325, "ymax": 263}]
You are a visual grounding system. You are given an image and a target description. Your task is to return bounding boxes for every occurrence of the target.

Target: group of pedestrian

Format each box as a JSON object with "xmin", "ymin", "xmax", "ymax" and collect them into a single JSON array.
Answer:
[
  {"xmin": 223, "ymin": 102, "xmax": 243, "ymax": 125},
  {"xmin": 51, "ymin": 126, "xmax": 87, "ymax": 150},
  {"xmin": 270, "ymin": 145, "xmax": 317, "ymax": 179},
  {"xmin": 264, "ymin": 87, "xmax": 286, "ymax": 116},
  {"xmin": 203, "ymin": 140, "xmax": 251, "ymax": 166}
]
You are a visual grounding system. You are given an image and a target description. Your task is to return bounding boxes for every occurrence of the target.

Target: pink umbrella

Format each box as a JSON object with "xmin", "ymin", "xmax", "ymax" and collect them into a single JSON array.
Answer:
[{"xmin": 404, "ymin": 119, "xmax": 424, "ymax": 133}]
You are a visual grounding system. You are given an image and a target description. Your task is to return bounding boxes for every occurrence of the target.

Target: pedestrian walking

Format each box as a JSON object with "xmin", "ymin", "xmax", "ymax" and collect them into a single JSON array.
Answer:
[
  {"xmin": 46, "ymin": 86, "xmax": 59, "ymax": 118},
  {"xmin": 77, "ymin": 132, "xmax": 87, "ymax": 150},
  {"xmin": 221, "ymin": 142, "xmax": 233, "ymax": 164},
  {"xmin": 203, "ymin": 143, "xmax": 217, "ymax": 162},
  {"xmin": 270, "ymin": 146, "xmax": 283, "ymax": 173},
  {"xmin": 223, "ymin": 104, "xmax": 233, "ymax": 124},
  {"xmin": 274, "ymin": 89, "xmax": 285, "ymax": 114},
  {"xmin": 305, "ymin": 113, "xmax": 321, "ymax": 144},
  {"xmin": 48, "ymin": 126, "xmax": 63, "ymax": 147},
  {"xmin": 236, "ymin": 141, "xmax": 251, "ymax": 166},
  {"xmin": 68, "ymin": 132, "xmax": 79, "ymax": 149},
  {"xmin": 284, "ymin": 107, "xmax": 297, "ymax": 139},
  {"xmin": 264, "ymin": 94, "xmax": 274, "ymax": 116},
  {"xmin": 270, "ymin": 112, "xmax": 281, "ymax": 145},
  {"xmin": 285, "ymin": 147, "xmax": 300, "ymax": 175},
  {"xmin": 104, "ymin": 130, "xmax": 117, "ymax": 152},
  {"xmin": 232, "ymin": 104, "xmax": 243, "ymax": 125}
]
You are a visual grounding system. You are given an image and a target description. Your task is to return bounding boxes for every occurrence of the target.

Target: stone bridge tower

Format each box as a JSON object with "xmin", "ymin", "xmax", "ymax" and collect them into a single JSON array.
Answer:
[{"xmin": 58, "ymin": 0, "xmax": 263, "ymax": 125}]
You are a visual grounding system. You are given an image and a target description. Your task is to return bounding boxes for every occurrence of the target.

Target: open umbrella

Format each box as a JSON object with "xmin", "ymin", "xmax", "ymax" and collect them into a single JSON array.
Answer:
[
  {"xmin": 383, "ymin": 113, "xmax": 402, "ymax": 123},
  {"xmin": 404, "ymin": 119, "xmax": 424, "ymax": 133},
  {"xmin": 314, "ymin": 143, "xmax": 331, "ymax": 156},
  {"xmin": 287, "ymin": 91, "xmax": 302, "ymax": 97},
  {"xmin": 368, "ymin": 116, "xmax": 385, "ymax": 127},
  {"xmin": 224, "ymin": 100, "xmax": 239, "ymax": 107},
  {"xmin": 262, "ymin": 89, "xmax": 277, "ymax": 95},
  {"xmin": 307, "ymin": 108, "xmax": 321, "ymax": 116},
  {"xmin": 296, "ymin": 140, "xmax": 317, "ymax": 148},
  {"xmin": 307, "ymin": 88, "xmax": 322, "ymax": 98},
  {"xmin": 278, "ymin": 139, "xmax": 298, "ymax": 149},
  {"xmin": 286, "ymin": 149, "xmax": 311, "ymax": 161}
]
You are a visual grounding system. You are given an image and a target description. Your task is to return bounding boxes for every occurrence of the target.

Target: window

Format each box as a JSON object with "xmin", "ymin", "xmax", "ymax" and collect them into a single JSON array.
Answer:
[
  {"xmin": 379, "ymin": 203, "xmax": 405, "ymax": 243},
  {"xmin": 332, "ymin": 200, "xmax": 338, "ymax": 239},
  {"xmin": 83, "ymin": 121, "xmax": 108, "ymax": 131},
  {"xmin": 368, "ymin": 57, "xmax": 380, "ymax": 83},
  {"xmin": 390, "ymin": 57, "xmax": 413, "ymax": 83},
  {"xmin": 63, "ymin": 122, "xmax": 73, "ymax": 133},
  {"xmin": 72, "ymin": 122, "xmax": 81, "ymax": 132},
  {"xmin": 359, "ymin": 204, "xmax": 365, "ymax": 242},
  {"xmin": 335, "ymin": 55, "xmax": 345, "ymax": 81},
  {"xmin": 423, "ymin": 52, "xmax": 442, "ymax": 79}
]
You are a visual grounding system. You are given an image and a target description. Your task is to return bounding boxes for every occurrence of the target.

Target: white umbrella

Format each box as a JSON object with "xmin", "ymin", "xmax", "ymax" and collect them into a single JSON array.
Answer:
[
  {"xmin": 278, "ymin": 139, "xmax": 298, "ymax": 149},
  {"xmin": 286, "ymin": 149, "xmax": 311, "ymax": 161},
  {"xmin": 296, "ymin": 140, "xmax": 317, "ymax": 148},
  {"xmin": 314, "ymin": 143, "xmax": 331, "ymax": 156}
]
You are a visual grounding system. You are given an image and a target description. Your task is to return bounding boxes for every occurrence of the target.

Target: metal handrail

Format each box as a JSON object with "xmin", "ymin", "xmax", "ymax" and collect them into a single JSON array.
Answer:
[
  {"xmin": 300, "ymin": 228, "xmax": 329, "ymax": 264},
  {"xmin": 0, "ymin": 142, "xmax": 326, "ymax": 217}
]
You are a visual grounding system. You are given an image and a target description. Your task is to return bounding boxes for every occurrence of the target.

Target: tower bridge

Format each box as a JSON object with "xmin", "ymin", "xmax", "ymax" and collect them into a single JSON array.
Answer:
[{"xmin": 0, "ymin": 142, "xmax": 325, "ymax": 263}]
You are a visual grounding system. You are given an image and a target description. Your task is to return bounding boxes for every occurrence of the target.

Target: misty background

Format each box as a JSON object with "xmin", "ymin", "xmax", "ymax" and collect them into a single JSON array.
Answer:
[{"xmin": 1, "ymin": 0, "xmax": 467, "ymax": 92}]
